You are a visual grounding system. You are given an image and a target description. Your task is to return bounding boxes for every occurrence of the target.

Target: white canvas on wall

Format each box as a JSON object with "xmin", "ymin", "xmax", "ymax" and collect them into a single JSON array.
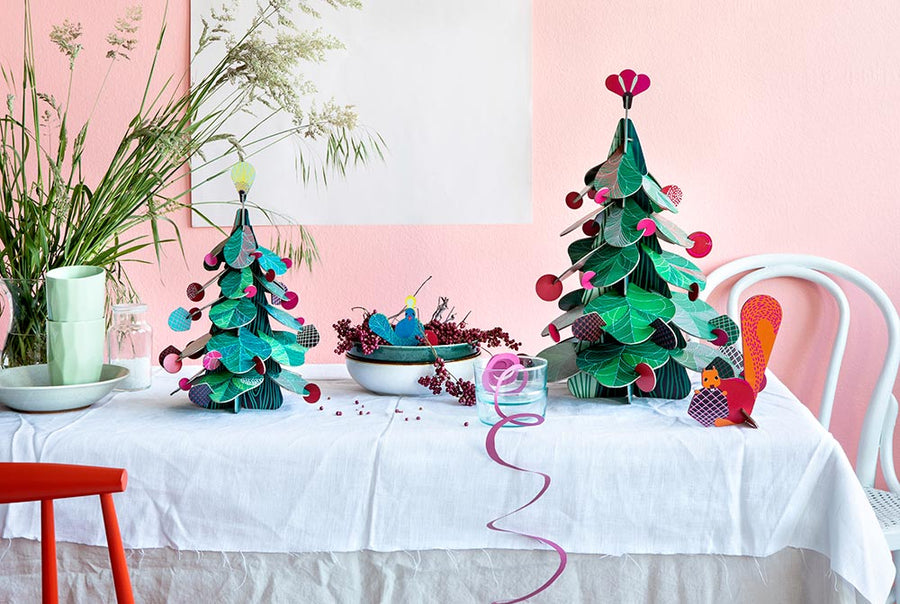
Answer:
[{"xmin": 190, "ymin": 0, "xmax": 532, "ymax": 225}]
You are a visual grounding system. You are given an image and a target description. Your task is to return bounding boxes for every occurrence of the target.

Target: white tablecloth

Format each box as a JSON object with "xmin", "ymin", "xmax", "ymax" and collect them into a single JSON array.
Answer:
[{"xmin": 0, "ymin": 366, "xmax": 893, "ymax": 604}]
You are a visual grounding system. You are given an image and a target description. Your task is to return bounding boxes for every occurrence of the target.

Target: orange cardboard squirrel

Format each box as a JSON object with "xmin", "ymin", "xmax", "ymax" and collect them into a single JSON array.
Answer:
[{"xmin": 691, "ymin": 295, "xmax": 783, "ymax": 428}]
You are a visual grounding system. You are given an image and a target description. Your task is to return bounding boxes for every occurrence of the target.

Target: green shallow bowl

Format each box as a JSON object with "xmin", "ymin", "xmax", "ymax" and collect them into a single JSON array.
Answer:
[{"xmin": 347, "ymin": 343, "xmax": 477, "ymax": 364}]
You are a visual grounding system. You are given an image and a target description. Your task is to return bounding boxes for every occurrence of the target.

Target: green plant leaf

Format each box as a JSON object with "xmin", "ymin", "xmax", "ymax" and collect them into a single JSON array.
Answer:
[
  {"xmin": 209, "ymin": 297, "xmax": 257, "ymax": 329},
  {"xmin": 642, "ymin": 174, "xmax": 678, "ymax": 213},
  {"xmin": 272, "ymin": 368, "xmax": 310, "ymax": 395},
  {"xmin": 592, "ymin": 147, "xmax": 643, "ymax": 199},
  {"xmin": 224, "ymin": 226, "xmax": 257, "ymax": 269},
  {"xmin": 197, "ymin": 370, "xmax": 265, "ymax": 403},
  {"xmin": 603, "ymin": 201, "xmax": 650, "ymax": 247},
  {"xmin": 642, "ymin": 246, "xmax": 706, "ymax": 291},
  {"xmin": 583, "ymin": 245, "xmax": 640, "ymax": 288},
  {"xmin": 261, "ymin": 330, "xmax": 306, "ymax": 366},
  {"xmin": 208, "ymin": 328, "xmax": 273, "ymax": 374},
  {"xmin": 585, "ymin": 283, "xmax": 675, "ymax": 344},
  {"xmin": 219, "ymin": 268, "xmax": 253, "ymax": 299},
  {"xmin": 669, "ymin": 292, "xmax": 719, "ymax": 339},
  {"xmin": 576, "ymin": 340, "xmax": 670, "ymax": 388}
]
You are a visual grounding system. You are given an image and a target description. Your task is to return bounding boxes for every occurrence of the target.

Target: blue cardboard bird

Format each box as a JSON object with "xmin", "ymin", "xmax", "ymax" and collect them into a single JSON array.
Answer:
[{"xmin": 368, "ymin": 310, "xmax": 425, "ymax": 346}]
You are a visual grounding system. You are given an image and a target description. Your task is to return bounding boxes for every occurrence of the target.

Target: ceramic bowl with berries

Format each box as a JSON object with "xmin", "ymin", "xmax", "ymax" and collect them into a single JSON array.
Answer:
[{"xmin": 333, "ymin": 296, "xmax": 519, "ymax": 404}]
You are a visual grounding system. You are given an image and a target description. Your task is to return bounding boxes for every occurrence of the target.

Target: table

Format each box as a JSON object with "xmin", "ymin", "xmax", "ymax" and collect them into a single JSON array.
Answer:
[{"xmin": 0, "ymin": 365, "xmax": 894, "ymax": 603}]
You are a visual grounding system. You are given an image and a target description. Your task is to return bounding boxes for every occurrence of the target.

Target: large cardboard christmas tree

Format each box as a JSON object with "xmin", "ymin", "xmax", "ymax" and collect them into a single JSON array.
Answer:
[{"xmin": 536, "ymin": 70, "xmax": 740, "ymax": 401}]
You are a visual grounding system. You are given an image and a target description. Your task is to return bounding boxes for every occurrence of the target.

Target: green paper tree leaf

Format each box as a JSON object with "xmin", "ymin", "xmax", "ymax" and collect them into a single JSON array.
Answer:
[
  {"xmin": 272, "ymin": 368, "xmax": 310, "ymax": 395},
  {"xmin": 256, "ymin": 246, "xmax": 288, "ymax": 276},
  {"xmin": 208, "ymin": 328, "xmax": 273, "ymax": 374},
  {"xmin": 265, "ymin": 303, "xmax": 303, "ymax": 330},
  {"xmin": 593, "ymin": 147, "xmax": 643, "ymax": 199},
  {"xmin": 537, "ymin": 337, "xmax": 583, "ymax": 382},
  {"xmin": 197, "ymin": 371, "xmax": 265, "ymax": 403},
  {"xmin": 567, "ymin": 237, "xmax": 601, "ymax": 265},
  {"xmin": 585, "ymin": 283, "xmax": 675, "ymax": 344},
  {"xmin": 576, "ymin": 340, "xmax": 670, "ymax": 388},
  {"xmin": 219, "ymin": 268, "xmax": 253, "ymax": 299},
  {"xmin": 642, "ymin": 174, "xmax": 678, "ymax": 213},
  {"xmin": 583, "ymin": 245, "xmax": 640, "ymax": 288},
  {"xmin": 209, "ymin": 297, "xmax": 257, "ymax": 329},
  {"xmin": 669, "ymin": 292, "xmax": 719, "ymax": 339},
  {"xmin": 261, "ymin": 331, "xmax": 306, "ymax": 366},
  {"xmin": 642, "ymin": 246, "xmax": 706, "ymax": 291},
  {"xmin": 653, "ymin": 214, "xmax": 692, "ymax": 247},
  {"xmin": 603, "ymin": 201, "xmax": 649, "ymax": 247},
  {"xmin": 670, "ymin": 341, "xmax": 740, "ymax": 375},
  {"xmin": 606, "ymin": 118, "xmax": 647, "ymax": 175},
  {"xmin": 558, "ymin": 287, "xmax": 601, "ymax": 311},
  {"xmin": 224, "ymin": 226, "xmax": 257, "ymax": 269}
]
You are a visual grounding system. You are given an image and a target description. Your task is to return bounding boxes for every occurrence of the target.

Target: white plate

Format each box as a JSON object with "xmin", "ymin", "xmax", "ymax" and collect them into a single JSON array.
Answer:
[{"xmin": 0, "ymin": 364, "xmax": 130, "ymax": 413}]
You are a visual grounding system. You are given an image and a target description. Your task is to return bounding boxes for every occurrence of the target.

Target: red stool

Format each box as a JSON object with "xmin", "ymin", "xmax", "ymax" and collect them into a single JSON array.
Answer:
[{"xmin": 0, "ymin": 463, "xmax": 134, "ymax": 603}]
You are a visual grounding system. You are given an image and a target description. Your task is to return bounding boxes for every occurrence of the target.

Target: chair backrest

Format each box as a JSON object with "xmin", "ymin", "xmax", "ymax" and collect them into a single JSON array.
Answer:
[{"xmin": 703, "ymin": 254, "xmax": 900, "ymax": 488}]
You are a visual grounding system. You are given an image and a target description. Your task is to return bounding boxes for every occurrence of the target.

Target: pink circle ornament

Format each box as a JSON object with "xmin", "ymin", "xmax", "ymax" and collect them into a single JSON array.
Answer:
[
  {"xmin": 548, "ymin": 323, "xmax": 561, "ymax": 343},
  {"xmin": 711, "ymin": 328, "xmax": 728, "ymax": 347},
  {"xmin": 688, "ymin": 282, "xmax": 701, "ymax": 302},
  {"xmin": 162, "ymin": 353, "xmax": 183, "ymax": 374},
  {"xmin": 687, "ymin": 231, "xmax": 713, "ymax": 258},
  {"xmin": 634, "ymin": 362, "xmax": 657, "ymax": 392},
  {"xmin": 662, "ymin": 185, "xmax": 682, "ymax": 206},
  {"xmin": 637, "ymin": 218, "xmax": 656, "ymax": 237},
  {"xmin": 282, "ymin": 257, "xmax": 293, "ymax": 269},
  {"xmin": 594, "ymin": 187, "xmax": 610, "ymax": 204},
  {"xmin": 244, "ymin": 285, "xmax": 257, "ymax": 298},
  {"xmin": 178, "ymin": 377, "xmax": 192, "ymax": 391},
  {"xmin": 282, "ymin": 291, "xmax": 299, "ymax": 310},
  {"xmin": 565, "ymin": 191, "xmax": 583, "ymax": 210},
  {"xmin": 580, "ymin": 271, "xmax": 597, "ymax": 290},
  {"xmin": 203, "ymin": 253, "xmax": 219, "ymax": 268},
  {"xmin": 303, "ymin": 383, "xmax": 321, "ymax": 404},
  {"xmin": 535, "ymin": 274, "xmax": 563, "ymax": 302}
]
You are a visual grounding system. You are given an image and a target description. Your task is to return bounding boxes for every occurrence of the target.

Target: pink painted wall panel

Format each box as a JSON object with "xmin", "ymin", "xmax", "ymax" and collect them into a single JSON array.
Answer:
[{"xmin": 3, "ymin": 1, "xmax": 900, "ymax": 472}]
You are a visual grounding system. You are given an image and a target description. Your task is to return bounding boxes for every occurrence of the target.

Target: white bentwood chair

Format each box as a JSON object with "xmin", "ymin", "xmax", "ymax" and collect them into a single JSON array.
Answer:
[{"xmin": 704, "ymin": 254, "xmax": 900, "ymax": 603}]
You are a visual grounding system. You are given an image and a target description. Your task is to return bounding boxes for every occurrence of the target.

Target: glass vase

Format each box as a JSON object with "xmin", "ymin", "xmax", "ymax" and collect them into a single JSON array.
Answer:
[{"xmin": 0, "ymin": 278, "xmax": 47, "ymax": 368}]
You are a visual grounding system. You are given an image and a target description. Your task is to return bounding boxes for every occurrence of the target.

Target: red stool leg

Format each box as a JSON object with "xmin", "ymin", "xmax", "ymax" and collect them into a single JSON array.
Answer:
[
  {"xmin": 99, "ymin": 493, "xmax": 134, "ymax": 604},
  {"xmin": 40, "ymin": 499, "xmax": 57, "ymax": 604}
]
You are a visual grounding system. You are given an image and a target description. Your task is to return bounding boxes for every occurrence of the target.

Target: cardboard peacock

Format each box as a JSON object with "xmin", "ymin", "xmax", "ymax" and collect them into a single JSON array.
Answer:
[
  {"xmin": 159, "ymin": 162, "xmax": 321, "ymax": 412},
  {"xmin": 535, "ymin": 69, "xmax": 741, "ymax": 401}
]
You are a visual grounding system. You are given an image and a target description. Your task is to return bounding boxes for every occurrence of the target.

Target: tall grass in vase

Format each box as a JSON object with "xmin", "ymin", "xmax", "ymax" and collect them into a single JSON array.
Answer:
[{"xmin": 0, "ymin": 0, "xmax": 382, "ymax": 367}]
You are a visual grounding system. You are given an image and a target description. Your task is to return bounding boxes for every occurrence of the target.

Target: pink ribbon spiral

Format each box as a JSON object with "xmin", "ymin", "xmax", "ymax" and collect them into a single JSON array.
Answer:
[{"xmin": 484, "ymin": 354, "xmax": 567, "ymax": 603}]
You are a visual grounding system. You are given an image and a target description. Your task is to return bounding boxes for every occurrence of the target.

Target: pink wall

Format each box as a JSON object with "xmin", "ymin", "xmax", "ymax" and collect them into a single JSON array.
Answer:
[{"xmin": 4, "ymin": 1, "xmax": 900, "ymax": 470}]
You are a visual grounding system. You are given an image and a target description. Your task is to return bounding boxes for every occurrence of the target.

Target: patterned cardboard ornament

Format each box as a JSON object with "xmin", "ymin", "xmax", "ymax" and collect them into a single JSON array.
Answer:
[{"xmin": 159, "ymin": 162, "xmax": 320, "ymax": 412}]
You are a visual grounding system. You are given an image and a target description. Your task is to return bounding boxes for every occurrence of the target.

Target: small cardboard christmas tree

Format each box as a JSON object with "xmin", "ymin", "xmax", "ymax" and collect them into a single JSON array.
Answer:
[
  {"xmin": 536, "ymin": 69, "xmax": 740, "ymax": 401},
  {"xmin": 159, "ymin": 162, "xmax": 321, "ymax": 412}
]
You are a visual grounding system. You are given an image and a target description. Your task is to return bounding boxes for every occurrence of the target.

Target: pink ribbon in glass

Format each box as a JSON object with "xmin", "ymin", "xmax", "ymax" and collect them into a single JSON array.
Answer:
[{"xmin": 483, "ymin": 353, "xmax": 567, "ymax": 604}]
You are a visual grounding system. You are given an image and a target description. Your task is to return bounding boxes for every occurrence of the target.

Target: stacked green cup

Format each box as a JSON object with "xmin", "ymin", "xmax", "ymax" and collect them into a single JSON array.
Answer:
[{"xmin": 46, "ymin": 266, "xmax": 106, "ymax": 385}]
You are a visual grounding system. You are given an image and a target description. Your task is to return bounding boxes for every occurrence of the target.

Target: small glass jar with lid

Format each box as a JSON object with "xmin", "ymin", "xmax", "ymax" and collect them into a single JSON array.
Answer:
[{"xmin": 107, "ymin": 303, "xmax": 153, "ymax": 390}]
